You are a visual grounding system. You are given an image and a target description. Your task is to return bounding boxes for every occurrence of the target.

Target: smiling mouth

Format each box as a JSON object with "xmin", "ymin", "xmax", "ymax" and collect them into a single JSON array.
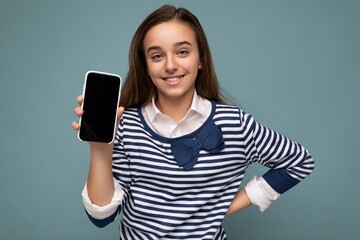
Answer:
[{"xmin": 163, "ymin": 75, "xmax": 185, "ymax": 82}]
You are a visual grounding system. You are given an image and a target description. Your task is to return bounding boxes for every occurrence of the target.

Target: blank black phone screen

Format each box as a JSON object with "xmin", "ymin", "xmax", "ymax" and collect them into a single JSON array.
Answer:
[{"xmin": 79, "ymin": 71, "xmax": 121, "ymax": 143}]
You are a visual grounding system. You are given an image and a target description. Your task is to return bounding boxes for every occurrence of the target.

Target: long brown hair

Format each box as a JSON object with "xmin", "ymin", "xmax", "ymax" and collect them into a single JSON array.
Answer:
[{"xmin": 120, "ymin": 5, "xmax": 225, "ymax": 108}]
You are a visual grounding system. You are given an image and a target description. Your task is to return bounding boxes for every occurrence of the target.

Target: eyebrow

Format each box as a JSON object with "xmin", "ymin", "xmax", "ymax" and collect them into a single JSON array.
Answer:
[{"xmin": 146, "ymin": 41, "xmax": 192, "ymax": 53}]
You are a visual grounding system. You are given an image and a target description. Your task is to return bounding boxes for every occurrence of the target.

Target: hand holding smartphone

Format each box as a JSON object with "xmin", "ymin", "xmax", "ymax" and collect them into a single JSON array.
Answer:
[{"xmin": 78, "ymin": 71, "xmax": 122, "ymax": 144}]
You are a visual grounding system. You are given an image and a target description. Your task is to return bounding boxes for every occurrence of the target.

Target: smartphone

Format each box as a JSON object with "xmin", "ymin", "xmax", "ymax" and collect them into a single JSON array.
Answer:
[{"xmin": 78, "ymin": 70, "xmax": 122, "ymax": 143}]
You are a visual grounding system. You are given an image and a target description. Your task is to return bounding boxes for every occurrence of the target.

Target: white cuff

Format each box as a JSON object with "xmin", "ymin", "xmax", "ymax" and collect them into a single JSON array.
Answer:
[
  {"xmin": 244, "ymin": 176, "xmax": 280, "ymax": 212},
  {"xmin": 81, "ymin": 178, "xmax": 124, "ymax": 219}
]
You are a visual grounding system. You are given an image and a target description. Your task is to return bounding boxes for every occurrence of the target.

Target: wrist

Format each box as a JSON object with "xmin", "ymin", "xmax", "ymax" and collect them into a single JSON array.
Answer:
[{"xmin": 89, "ymin": 142, "xmax": 114, "ymax": 159}]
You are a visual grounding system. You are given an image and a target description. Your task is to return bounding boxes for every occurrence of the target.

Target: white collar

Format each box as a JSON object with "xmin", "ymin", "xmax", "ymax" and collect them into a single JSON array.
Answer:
[{"xmin": 144, "ymin": 91, "xmax": 209, "ymax": 123}]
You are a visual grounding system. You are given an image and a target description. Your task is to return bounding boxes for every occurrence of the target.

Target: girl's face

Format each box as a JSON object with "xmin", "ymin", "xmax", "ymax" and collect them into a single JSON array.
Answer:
[{"xmin": 143, "ymin": 20, "xmax": 201, "ymax": 104}]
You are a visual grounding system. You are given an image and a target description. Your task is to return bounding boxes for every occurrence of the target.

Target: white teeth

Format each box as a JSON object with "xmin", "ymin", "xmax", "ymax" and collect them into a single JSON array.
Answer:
[{"xmin": 166, "ymin": 77, "xmax": 180, "ymax": 82}]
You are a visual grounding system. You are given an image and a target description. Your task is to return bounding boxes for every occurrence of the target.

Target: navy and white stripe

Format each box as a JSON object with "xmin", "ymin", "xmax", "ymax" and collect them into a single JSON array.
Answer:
[{"xmin": 86, "ymin": 102, "xmax": 314, "ymax": 239}]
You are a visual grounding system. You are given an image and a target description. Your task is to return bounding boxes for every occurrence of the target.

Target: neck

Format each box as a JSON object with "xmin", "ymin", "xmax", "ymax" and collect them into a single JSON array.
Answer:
[{"xmin": 155, "ymin": 92, "xmax": 194, "ymax": 123}]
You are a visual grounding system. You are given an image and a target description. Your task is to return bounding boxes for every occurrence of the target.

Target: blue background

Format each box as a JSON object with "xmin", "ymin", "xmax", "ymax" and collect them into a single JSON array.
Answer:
[{"xmin": 1, "ymin": 0, "xmax": 359, "ymax": 239}]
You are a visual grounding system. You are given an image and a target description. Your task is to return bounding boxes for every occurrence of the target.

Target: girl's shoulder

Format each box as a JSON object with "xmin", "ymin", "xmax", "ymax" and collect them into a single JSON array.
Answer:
[
  {"xmin": 123, "ymin": 106, "xmax": 139, "ymax": 115},
  {"xmin": 213, "ymin": 102, "xmax": 252, "ymax": 126},
  {"xmin": 214, "ymin": 102, "xmax": 241, "ymax": 111},
  {"xmin": 213, "ymin": 101, "xmax": 244, "ymax": 116},
  {"xmin": 120, "ymin": 106, "xmax": 142, "ymax": 123}
]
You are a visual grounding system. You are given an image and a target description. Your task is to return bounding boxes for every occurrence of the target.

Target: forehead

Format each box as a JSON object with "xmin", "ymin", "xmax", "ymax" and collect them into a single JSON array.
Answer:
[{"xmin": 143, "ymin": 20, "xmax": 197, "ymax": 49}]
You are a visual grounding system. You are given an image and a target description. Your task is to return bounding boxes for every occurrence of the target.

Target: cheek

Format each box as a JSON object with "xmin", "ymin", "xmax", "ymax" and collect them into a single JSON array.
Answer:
[
  {"xmin": 182, "ymin": 55, "xmax": 201, "ymax": 70},
  {"xmin": 184, "ymin": 60, "xmax": 201, "ymax": 74},
  {"xmin": 146, "ymin": 62, "xmax": 160, "ymax": 78}
]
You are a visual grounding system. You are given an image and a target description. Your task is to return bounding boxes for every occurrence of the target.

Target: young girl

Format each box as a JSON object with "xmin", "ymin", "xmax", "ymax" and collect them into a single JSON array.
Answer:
[{"xmin": 72, "ymin": 5, "xmax": 314, "ymax": 239}]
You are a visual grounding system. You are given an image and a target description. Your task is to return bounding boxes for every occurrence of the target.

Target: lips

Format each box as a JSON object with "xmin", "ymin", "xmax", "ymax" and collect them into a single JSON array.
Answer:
[{"xmin": 162, "ymin": 75, "xmax": 185, "ymax": 82}]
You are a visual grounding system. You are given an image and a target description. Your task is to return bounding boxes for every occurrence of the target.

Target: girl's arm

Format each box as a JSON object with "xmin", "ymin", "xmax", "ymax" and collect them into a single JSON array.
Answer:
[
  {"xmin": 225, "ymin": 189, "xmax": 252, "ymax": 216},
  {"xmin": 73, "ymin": 96, "xmax": 125, "ymax": 206},
  {"xmin": 86, "ymin": 142, "xmax": 116, "ymax": 206},
  {"xmin": 226, "ymin": 109, "xmax": 315, "ymax": 215},
  {"xmin": 242, "ymin": 110, "xmax": 314, "ymax": 208}
]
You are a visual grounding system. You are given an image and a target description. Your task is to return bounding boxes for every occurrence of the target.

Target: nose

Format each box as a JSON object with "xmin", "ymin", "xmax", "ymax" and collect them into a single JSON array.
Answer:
[{"xmin": 165, "ymin": 55, "xmax": 178, "ymax": 73}]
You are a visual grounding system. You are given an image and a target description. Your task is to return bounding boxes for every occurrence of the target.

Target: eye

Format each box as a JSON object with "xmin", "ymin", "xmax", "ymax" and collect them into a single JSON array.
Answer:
[
  {"xmin": 178, "ymin": 49, "xmax": 189, "ymax": 57},
  {"xmin": 150, "ymin": 53, "xmax": 163, "ymax": 62}
]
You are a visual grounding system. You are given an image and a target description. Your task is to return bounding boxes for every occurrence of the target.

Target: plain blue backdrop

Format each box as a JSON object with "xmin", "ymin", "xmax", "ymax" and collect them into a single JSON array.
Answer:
[{"xmin": 0, "ymin": 0, "xmax": 359, "ymax": 239}]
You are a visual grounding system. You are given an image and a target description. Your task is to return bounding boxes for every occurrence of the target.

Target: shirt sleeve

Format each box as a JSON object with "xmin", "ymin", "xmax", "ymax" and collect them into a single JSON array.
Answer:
[
  {"xmin": 242, "ymin": 110, "xmax": 315, "ymax": 198},
  {"xmin": 244, "ymin": 176, "xmax": 280, "ymax": 212},
  {"xmin": 81, "ymin": 177, "xmax": 124, "ymax": 220}
]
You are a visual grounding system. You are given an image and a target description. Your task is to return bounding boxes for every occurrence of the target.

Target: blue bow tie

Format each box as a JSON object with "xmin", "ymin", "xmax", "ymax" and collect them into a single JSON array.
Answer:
[{"xmin": 170, "ymin": 121, "xmax": 225, "ymax": 171}]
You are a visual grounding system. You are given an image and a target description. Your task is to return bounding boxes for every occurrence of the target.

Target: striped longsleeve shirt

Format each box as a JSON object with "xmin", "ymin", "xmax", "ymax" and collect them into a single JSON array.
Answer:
[{"xmin": 84, "ymin": 101, "xmax": 314, "ymax": 239}]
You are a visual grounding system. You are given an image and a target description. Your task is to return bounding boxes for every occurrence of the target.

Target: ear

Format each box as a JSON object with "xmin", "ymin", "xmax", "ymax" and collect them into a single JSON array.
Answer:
[{"xmin": 198, "ymin": 62, "xmax": 202, "ymax": 69}]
